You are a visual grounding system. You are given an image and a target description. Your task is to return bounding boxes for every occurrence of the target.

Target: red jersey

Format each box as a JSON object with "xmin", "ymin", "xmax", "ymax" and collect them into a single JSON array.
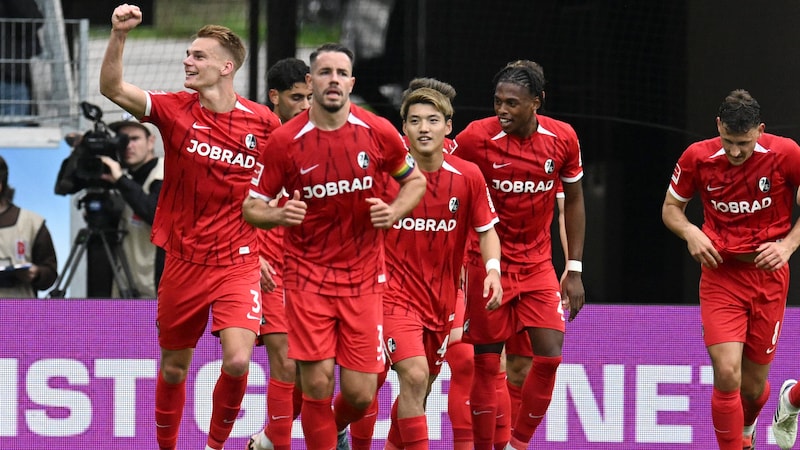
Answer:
[
  {"xmin": 143, "ymin": 91, "xmax": 280, "ymax": 265},
  {"xmin": 668, "ymin": 133, "xmax": 800, "ymax": 256},
  {"xmin": 257, "ymin": 228, "xmax": 284, "ymax": 274},
  {"xmin": 383, "ymin": 153, "xmax": 498, "ymax": 330},
  {"xmin": 453, "ymin": 115, "xmax": 583, "ymax": 270},
  {"xmin": 251, "ymin": 104, "xmax": 415, "ymax": 296}
]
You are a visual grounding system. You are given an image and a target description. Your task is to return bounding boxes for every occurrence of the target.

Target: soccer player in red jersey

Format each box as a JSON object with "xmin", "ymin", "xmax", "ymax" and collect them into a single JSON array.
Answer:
[
  {"xmin": 504, "ymin": 181, "xmax": 568, "ymax": 427},
  {"xmin": 242, "ymin": 43, "xmax": 426, "ymax": 450},
  {"xmin": 451, "ymin": 60, "xmax": 586, "ymax": 450},
  {"xmin": 247, "ymin": 57, "xmax": 311, "ymax": 450},
  {"xmin": 100, "ymin": 5, "xmax": 281, "ymax": 450},
  {"xmin": 663, "ymin": 89, "xmax": 800, "ymax": 450},
  {"xmin": 379, "ymin": 83, "xmax": 502, "ymax": 450}
]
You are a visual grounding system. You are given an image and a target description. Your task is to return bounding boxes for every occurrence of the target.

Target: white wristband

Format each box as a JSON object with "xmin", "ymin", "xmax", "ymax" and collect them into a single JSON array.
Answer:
[
  {"xmin": 566, "ymin": 260, "xmax": 583, "ymax": 273},
  {"xmin": 485, "ymin": 258, "xmax": 501, "ymax": 276}
]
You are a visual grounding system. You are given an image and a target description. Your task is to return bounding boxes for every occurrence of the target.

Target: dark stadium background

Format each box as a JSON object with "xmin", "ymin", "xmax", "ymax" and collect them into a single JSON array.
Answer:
[{"xmin": 60, "ymin": 0, "xmax": 800, "ymax": 305}]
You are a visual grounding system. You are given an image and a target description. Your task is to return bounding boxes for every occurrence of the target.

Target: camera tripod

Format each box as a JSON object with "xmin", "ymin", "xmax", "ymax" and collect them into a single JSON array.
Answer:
[{"xmin": 49, "ymin": 226, "xmax": 140, "ymax": 298}]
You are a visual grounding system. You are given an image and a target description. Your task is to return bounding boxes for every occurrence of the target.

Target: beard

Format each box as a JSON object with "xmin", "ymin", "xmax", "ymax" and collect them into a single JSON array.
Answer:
[{"xmin": 320, "ymin": 99, "xmax": 345, "ymax": 113}]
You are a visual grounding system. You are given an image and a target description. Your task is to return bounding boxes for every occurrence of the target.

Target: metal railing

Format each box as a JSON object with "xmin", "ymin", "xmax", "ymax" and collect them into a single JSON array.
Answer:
[{"xmin": 0, "ymin": 14, "xmax": 88, "ymax": 130}]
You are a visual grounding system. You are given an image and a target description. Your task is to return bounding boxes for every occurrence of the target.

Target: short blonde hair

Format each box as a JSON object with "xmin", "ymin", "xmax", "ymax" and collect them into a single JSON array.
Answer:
[
  {"xmin": 400, "ymin": 87, "xmax": 454, "ymax": 121},
  {"xmin": 195, "ymin": 24, "xmax": 246, "ymax": 70}
]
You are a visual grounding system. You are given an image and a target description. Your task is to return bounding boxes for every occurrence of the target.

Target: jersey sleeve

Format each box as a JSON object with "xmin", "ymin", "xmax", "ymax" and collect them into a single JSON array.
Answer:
[
  {"xmin": 465, "ymin": 163, "xmax": 499, "ymax": 232},
  {"xmin": 380, "ymin": 122, "xmax": 416, "ymax": 180},
  {"xmin": 668, "ymin": 147, "xmax": 697, "ymax": 202},
  {"xmin": 253, "ymin": 132, "xmax": 290, "ymax": 201},
  {"xmin": 560, "ymin": 124, "xmax": 584, "ymax": 183}
]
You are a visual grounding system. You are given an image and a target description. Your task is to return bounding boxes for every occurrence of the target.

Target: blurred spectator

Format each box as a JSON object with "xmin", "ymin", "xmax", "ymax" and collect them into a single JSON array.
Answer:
[
  {"xmin": 0, "ymin": 0, "xmax": 43, "ymax": 116},
  {"xmin": 0, "ymin": 155, "xmax": 57, "ymax": 297}
]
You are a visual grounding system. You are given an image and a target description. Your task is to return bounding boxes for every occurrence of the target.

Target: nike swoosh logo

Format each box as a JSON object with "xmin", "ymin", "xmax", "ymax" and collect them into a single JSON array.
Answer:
[
  {"xmin": 528, "ymin": 413, "xmax": 545, "ymax": 419},
  {"xmin": 472, "ymin": 410, "xmax": 493, "ymax": 416},
  {"xmin": 246, "ymin": 313, "xmax": 261, "ymax": 321},
  {"xmin": 492, "ymin": 162, "xmax": 512, "ymax": 169},
  {"xmin": 300, "ymin": 164, "xmax": 319, "ymax": 175},
  {"xmin": 155, "ymin": 423, "xmax": 171, "ymax": 428},
  {"xmin": 192, "ymin": 121, "xmax": 212, "ymax": 130},
  {"xmin": 271, "ymin": 415, "xmax": 292, "ymax": 420},
  {"xmin": 767, "ymin": 347, "xmax": 776, "ymax": 354},
  {"xmin": 706, "ymin": 184, "xmax": 724, "ymax": 192},
  {"xmin": 223, "ymin": 419, "xmax": 236, "ymax": 424}
]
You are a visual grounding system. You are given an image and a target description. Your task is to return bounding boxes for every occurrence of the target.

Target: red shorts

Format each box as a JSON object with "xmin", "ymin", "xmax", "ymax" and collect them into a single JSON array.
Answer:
[
  {"xmin": 452, "ymin": 289, "xmax": 466, "ymax": 329},
  {"xmin": 699, "ymin": 260, "xmax": 788, "ymax": 365},
  {"xmin": 284, "ymin": 289, "xmax": 386, "ymax": 373},
  {"xmin": 505, "ymin": 329, "xmax": 533, "ymax": 357},
  {"xmin": 463, "ymin": 259, "xmax": 563, "ymax": 345},
  {"xmin": 259, "ymin": 272, "xmax": 287, "ymax": 336},
  {"xmin": 383, "ymin": 305, "xmax": 450, "ymax": 377},
  {"xmin": 157, "ymin": 254, "xmax": 261, "ymax": 350}
]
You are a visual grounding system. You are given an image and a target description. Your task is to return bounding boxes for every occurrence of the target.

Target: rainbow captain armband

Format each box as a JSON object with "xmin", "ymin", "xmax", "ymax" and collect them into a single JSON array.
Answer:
[
  {"xmin": 485, "ymin": 258, "xmax": 501, "ymax": 276},
  {"xmin": 391, "ymin": 154, "xmax": 417, "ymax": 180},
  {"xmin": 566, "ymin": 260, "xmax": 583, "ymax": 273}
]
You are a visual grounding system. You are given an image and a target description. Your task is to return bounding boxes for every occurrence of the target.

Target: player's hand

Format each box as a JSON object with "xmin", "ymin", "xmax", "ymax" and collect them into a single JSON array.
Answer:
[
  {"xmin": 366, "ymin": 197, "xmax": 396, "ymax": 229},
  {"xmin": 754, "ymin": 240, "xmax": 793, "ymax": 271},
  {"xmin": 98, "ymin": 155, "xmax": 123, "ymax": 182},
  {"xmin": 685, "ymin": 225, "xmax": 723, "ymax": 268},
  {"xmin": 111, "ymin": 4, "xmax": 143, "ymax": 32},
  {"xmin": 483, "ymin": 271, "xmax": 502, "ymax": 310},
  {"xmin": 561, "ymin": 272, "xmax": 585, "ymax": 322},
  {"xmin": 281, "ymin": 190, "xmax": 307, "ymax": 226},
  {"xmin": 259, "ymin": 256, "xmax": 277, "ymax": 292}
]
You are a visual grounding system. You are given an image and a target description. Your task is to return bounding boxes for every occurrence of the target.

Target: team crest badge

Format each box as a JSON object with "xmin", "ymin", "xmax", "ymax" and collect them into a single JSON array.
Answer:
[
  {"xmin": 544, "ymin": 158, "xmax": 555, "ymax": 174},
  {"xmin": 449, "ymin": 197, "xmax": 460, "ymax": 213},
  {"xmin": 357, "ymin": 151, "xmax": 370, "ymax": 169},
  {"xmin": 758, "ymin": 177, "xmax": 771, "ymax": 193},
  {"xmin": 245, "ymin": 134, "xmax": 257, "ymax": 150}
]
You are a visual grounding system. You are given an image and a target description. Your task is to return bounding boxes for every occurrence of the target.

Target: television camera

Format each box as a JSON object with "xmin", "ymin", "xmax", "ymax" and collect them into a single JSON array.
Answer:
[{"xmin": 49, "ymin": 101, "xmax": 139, "ymax": 298}]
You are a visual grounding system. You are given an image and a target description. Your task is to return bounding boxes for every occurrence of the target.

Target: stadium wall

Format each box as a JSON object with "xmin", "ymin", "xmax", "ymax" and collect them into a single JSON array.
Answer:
[{"xmin": 2, "ymin": 302, "xmax": 799, "ymax": 449}]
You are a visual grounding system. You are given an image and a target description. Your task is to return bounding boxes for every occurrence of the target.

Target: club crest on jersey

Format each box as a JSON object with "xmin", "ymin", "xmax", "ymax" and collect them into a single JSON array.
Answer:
[
  {"xmin": 758, "ymin": 177, "xmax": 771, "ymax": 193},
  {"xmin": 357, "ymin": 151, "xmax": 370, "ymax": 169},
  {"xmin": 405, "ymin": 153, "xmax": 416, "ymax": 168},
  {"xmin": 245, "ymin": 134, "xmax": 257, "ymax": 150},
  {"xmin": 544, "ymin": 158, "xmax": 555, "ymax": 174},
  {"xmin": 386, "ymin": 337, "xmax": 397, "ymax": 353},
  {"xmin": 449, "ymin": 197, "xmax": 460, "ymax": 213}
]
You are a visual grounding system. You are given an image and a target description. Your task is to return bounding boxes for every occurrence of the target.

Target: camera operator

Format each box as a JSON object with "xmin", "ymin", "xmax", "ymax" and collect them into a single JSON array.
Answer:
[{"xmin": 99, "ymin": 117, "xmax": 164, "ymax": 298}]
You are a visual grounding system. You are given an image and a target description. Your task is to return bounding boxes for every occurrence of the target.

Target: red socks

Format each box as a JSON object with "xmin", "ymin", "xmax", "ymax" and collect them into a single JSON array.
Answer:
[
  {"xmin": 350, "ymin": 395, "xmax": 379, "ymax": 450},
  {"xmin": 790, "ymin": 382, "xmax": 800, "ymax": 408},
  {"xmin": 207, "ymin": 369, "xmax": 248, "ymax": 450},
  {"xmin": 446, "ymin": 341, "xmax": 474, "ymax": 446},
  {"xmin": 155, "ymin": 371, "xmax": 185, "ymax": 450},
  {"xmin": 301, "ymin": 394, "xmax": 337, "ymax": 449},
  {"xmin": 510, "ymin": 355, "xmax": 561, "ymax": 445},
  {"xmin": 265, "ymin": 378, "xmax": 296, "ymax": 450},
  {"xmin": 742, "ymin": 380, "xmax": 769, "ymax": 427},
  {"xmin": 494, "ymin": 372, "xmax": 511, "ymax": 447},
  {"xmin": 471, "ymin": 352, "xmax": 501, "ymax": 449},
  {"xmin": 397, "ymin": 415, "xmax": 428, "ymax": 450},
  {"xmin": 711, "ymin": 387, "xmax": 743, "ymax": 450}
]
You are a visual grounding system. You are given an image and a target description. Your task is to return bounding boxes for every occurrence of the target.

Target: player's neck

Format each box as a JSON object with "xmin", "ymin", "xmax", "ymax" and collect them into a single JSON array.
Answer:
[
  {"xmin": 198, "ymin": 84, "xmax": 238, "ymax": 113},
  {"xmin": 410, "ymin": 150, "xmax": 443, "ymax": 173},
  {"xmin": 308, "ymin": 101, "xmax": 350, "ymax": 130}
]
